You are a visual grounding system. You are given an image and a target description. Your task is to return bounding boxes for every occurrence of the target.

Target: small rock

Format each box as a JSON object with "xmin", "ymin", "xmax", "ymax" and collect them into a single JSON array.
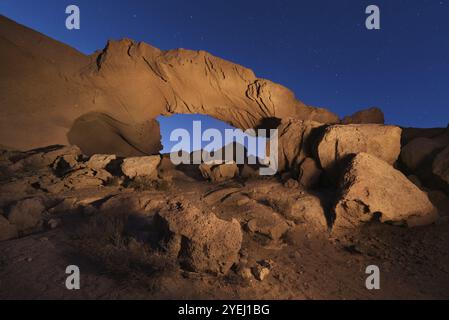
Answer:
[
  {"xmin": 47, "ymin": 218, "xmax": 60, "ymax": 229},
  {"xmin": 401, "ymin": 138, "xmax": 441, "ymax": 171},
  {"xmin": 155, "ymin": 200, "xmax": 242, "ymax": 274}
]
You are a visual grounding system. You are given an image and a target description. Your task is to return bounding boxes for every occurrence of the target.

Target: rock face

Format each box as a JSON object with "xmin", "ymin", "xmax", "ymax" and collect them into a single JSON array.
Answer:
[
  {"xmin": 121, "ymin": 156, "xmax": 161, "ymax": 179},
  {"xmin": 277, "ymin": 119, "xmax": 323, "ymax": 172},
  {"xmin": 155, "ymin": 201, "xmax": 242, "ymax": 274},
  {"xmin": 334, "ymin": 153, "xmax": 438, "ymax": 234},
  {"xmin": 0, "ymin": 16, "xmax": 339, "ymax": 156},
  {"xmin": 199, "ymin": 162, "xmax": 239, "ymax": 182},
  {"xmin": 401, "ymin": 138, "xmax": 441, "ymax": 171},
  {"xmin": 317, "ymin": 124, "xmax": 402, "ymax": 174},
  {"xmin": 341, "ymin": 107, "xmax": 384, "ymax": 124},
  {"xmin": 433, "ymin": 146, "xmax": 449, "ymax": 186},
  {"xmin": 86, "ymin": 154, "xmax": 117, "ymax": 170}
]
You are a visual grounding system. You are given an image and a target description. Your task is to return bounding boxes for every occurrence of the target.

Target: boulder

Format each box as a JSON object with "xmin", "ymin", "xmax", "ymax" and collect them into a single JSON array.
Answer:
[
  {"xmin": 7, "ymin": 197, "xmax": 46, "ymax": 233},
  {"xmin": 401, "ymin": 138, "xmax": 441, "ymax": 171},
  {"xmin": 334, "ymin": 153, "xmax": 438, "ymax": 234},
  {"xmin": 199, "ymin": 161, "xmax": 239, "ymax": 183},
  {"xmin": 155, "ymin": 201, "xmax": 242, "ymax": 274},
  {"xmin": 284, "ymin": 195, "xmax": 328, "ymax": 231},
  {"xmin": 0, "ymin": 215, "xmax": 18, "ymax": 241},
  {"xmin": 86, "ymin": 154, "xmax": 117, "ymax": 170},
  {"xmin": 317, "ymin": 124, "xmax": 402, "ymax": 174},
  {"xmin": 297, "ymin": 157, "xmax": 322, "ymax": 189},
  {"xmin": 121, "ymin": 156, "xmax": 161, "ymax": 179},
  {"xmin": 276, "ymin": 119, "xmax": 323, "ymax": 172},
  {"xmin": 432, "ymin": 146, "xmax": 449, "ymax": 186},
  {"xmin": 341, "ymin": 107, "xmax": 385, "ymax": 124}
]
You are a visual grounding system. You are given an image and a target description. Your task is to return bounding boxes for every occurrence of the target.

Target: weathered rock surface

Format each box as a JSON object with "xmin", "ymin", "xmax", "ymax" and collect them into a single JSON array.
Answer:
[
  {"xmin": 247, "ymin": 211, "xmax": 290, "ymax": 241},
  {"xmin": 317, "ymin": 124, "xmax": 402, "ymax": 174},
  {"xmin": 121, "ymin": 156, "xmax": 161, "ymax": 179},
  {"xmin": 7, "ymin": 197, "xmax": 46, "ymax": 233},
  {"xmin": 199, "ymin": 162, "xmax": 239, "ymax": 182},
  {"xmin": 334, "ymin": 153, "xmax": 438, "ymax": 233},
  {"xmin": 0, "ymin": 16, "xmax": 339, "ymax": 156},
  {"xmin": 433, "ymin": 146, "xmax": 449, "ymax": 186},
  {"xmin": 86, "ymin": 154, "xmax": 117, "ymax": 170},
  {"xmin": 276, "ymin": 119, "xmax": 323, "ymax": 172},
  {"xmin": 341, "ymin": 107, "xmax": 384, "ymax": 125},
  {"xmin": 401, "ymin": 138, "xmax": 441, "ymax": 171},
  {"xmin": 155, "ymin": 201, "xmax": 242, "ymax": 274}
]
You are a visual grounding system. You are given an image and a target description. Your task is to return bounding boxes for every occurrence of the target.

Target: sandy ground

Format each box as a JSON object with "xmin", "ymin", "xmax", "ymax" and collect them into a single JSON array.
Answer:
[{"xmin": 1, "ymin": 164, "xmax": 448, "ymax": 300}]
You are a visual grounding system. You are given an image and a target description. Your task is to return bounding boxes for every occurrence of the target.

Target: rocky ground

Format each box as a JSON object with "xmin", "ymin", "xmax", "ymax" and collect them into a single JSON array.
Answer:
[{"xmin": 1, "ymin": 122, "xmax": 448, "ymax": 300}]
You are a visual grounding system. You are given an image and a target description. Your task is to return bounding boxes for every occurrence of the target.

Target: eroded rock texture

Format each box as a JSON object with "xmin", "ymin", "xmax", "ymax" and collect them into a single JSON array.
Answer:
[{"xmin": 333, "ymin": 153, "xmax": 438, "ymax": 234}]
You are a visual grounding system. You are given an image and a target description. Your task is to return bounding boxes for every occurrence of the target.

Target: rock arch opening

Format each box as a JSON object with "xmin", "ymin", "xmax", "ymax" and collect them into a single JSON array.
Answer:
[{"xmin": 157, "ymin": 113, "xmax": 268, "ymax": 163}]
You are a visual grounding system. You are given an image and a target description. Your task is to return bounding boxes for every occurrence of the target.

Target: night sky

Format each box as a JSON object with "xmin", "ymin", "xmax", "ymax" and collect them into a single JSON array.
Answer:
[{"xmin": 1, "ymin": 0, "xmax": 448, "ymax": 151}]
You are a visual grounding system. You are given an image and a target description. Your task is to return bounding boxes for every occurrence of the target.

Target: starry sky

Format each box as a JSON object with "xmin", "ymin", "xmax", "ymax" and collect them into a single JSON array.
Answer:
[{"xmin": 0, "ymin": 0, "xmax": 448, "ymax": 151}]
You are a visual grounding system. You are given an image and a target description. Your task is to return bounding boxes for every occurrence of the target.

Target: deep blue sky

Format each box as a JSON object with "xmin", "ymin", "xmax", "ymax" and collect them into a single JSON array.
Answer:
[{"xmin": 1, "ymin": 1, "xmax": 448, "ymax": 150}]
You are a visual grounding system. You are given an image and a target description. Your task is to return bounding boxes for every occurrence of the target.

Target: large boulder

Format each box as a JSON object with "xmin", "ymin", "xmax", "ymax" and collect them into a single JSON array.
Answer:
[
  {"xmin": 341, "ymin": 107, "xmax": 384, "ymax": 125},
  {"xmin": 317, "ymin": 124, "xmax": 402, "ymax": 174},
  {"xmin": 433, "ymin": 146, "xmax": 449, "ymax": 186},
  {"xmin": 62, "ymin": 168, "xmax": 109, "ymax": 190},
  {"xmin": 276, "ymin": 119, "xmax": 323, "ymax": 172},
  {"xmin": 155, "ymin": 201, "xmax": 242, "ymax": 274},
  {"xmin": 401, "ymin": 138, "xmax": 441, "ymax": 171},
  {"xmin": 199, "ymin": 161, "xmax": 239, "ymax": 183},
  {"xmin": 121, "ymin": 156, "xmax": 161, "ymax": 179},
  {"xmin": 333, "ymin": 153, "xmax": 438, "ymax": 234}
]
